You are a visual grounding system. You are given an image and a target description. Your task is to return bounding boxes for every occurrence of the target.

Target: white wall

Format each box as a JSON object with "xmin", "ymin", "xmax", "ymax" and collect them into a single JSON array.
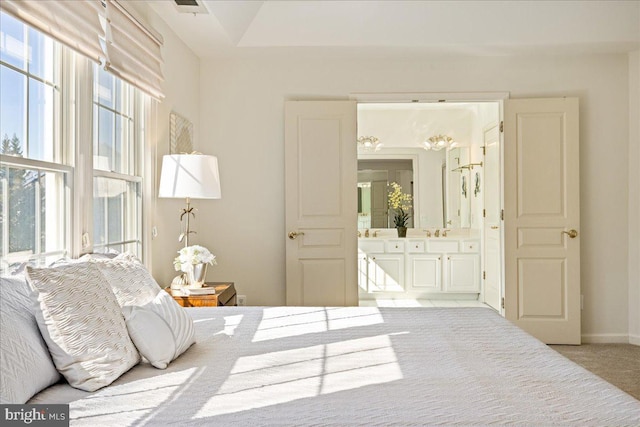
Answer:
[
  {"xmin": 629, "ymin": 50, "xmax": 640, "ymax": 346},
  {"xmin": 191, "ymin": 53, "xmax": 630, "ymax": 340},
  {"xmin": 129, "ymin": 5, "xmax": 202, "ymax": 286}
]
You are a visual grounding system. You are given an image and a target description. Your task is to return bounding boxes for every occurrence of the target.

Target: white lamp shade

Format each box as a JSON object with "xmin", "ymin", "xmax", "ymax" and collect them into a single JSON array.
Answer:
[{"xmin": 158, "ymin": 154, "xmax": 221, "ymax": 199}]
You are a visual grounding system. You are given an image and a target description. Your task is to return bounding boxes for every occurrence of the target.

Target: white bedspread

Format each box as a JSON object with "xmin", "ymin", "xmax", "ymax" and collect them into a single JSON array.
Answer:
[{"xmin": 31, "ymin": 307, "xmax": 640, "ymax": 426}]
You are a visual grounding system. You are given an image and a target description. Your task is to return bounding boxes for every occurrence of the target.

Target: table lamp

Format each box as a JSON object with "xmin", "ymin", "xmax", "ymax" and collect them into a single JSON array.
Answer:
[{"xmin": 158, "ymin": 154, "xmax": 221, "ymax": 247}]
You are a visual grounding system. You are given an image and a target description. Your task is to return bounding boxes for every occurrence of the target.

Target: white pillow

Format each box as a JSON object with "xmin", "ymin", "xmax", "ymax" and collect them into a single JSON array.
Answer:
[
  {"xmin": 122, "ymin": 306, "xmax": 175, "ymax": 369},
  {"xmin": 25, "ymin": 263, "xmax": 140, "ymax": 392},
  {"xmin": 0, "ymin": 276, "xmax": 61, "ymax": 403},
  {"xmin": 88, "ymin": 253, "xmax": 161, "ymax": 307},
  {"xmin": 126, "ymin": 291, "xmax": 196, "ymax": 367}
]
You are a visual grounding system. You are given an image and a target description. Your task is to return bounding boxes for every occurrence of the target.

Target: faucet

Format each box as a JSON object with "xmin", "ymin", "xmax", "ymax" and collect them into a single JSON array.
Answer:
[
  {"xmin": 365, "ymin": 229, "xmax": 369, "ymax": 238},
  {"xmin": 442, "ymin": 229, "xmax": 450, "ymax": 237},
  {"xmin": 425, "ymin": 229, "xmax": 431, "ymax": 237},
  {"xmin": 358, "ymin": 230, "xmax": 362, "ymax": 238},
  {"xmin": 373, "ymin": 230, "xmax": 379, "ymax": 237},
  {"xmin": 434, "ymin": 229, "xmax": 440, "ymax": 237}
]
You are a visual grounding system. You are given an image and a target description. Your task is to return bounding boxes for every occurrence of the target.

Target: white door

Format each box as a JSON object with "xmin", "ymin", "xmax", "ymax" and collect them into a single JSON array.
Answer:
[
  {"xmin": 504, "ymin": 98, "xmax": 580, "ymax": 344},
  {"xmin": 285, "ymin": 101, "xmax": 358, "ymax": 306},
  {"xmin": 483, "ymin": 124, "xmax": 502, "ymax": 312}
]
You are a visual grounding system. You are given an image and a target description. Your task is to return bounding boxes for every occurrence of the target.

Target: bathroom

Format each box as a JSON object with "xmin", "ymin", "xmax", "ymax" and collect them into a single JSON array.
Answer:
[{"xmin": 356, "ymin": 101, "xmax": 501, "ymax": 309}]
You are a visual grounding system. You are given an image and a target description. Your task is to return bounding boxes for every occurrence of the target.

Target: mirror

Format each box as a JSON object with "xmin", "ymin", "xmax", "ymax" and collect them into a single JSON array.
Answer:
[
  {"xmin": 356, "ymin": 101, "xmax": 498, "ymax": 230},
  {"xmin": 357, "ymin": 147, "xmax": 471, "ymax": 229},
  {"xmin": 358, "ymin": 159, "xmax": 413, "ymax": 229}
]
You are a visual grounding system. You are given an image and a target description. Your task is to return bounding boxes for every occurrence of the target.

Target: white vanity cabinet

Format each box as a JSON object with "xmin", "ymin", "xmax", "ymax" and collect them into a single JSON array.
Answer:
[
  {"xmin": 359, "ymin": 237, "xmax": 480, "ymax": 298},
  {"xmin": 358, "ymin": 240, "xmax": 404, "ymax": 293}
]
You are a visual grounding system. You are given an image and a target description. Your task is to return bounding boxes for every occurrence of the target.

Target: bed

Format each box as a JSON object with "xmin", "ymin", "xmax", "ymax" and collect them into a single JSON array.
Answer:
[{"xmin": 29, "ymin": 306, "xmax": 640, "ymax": 426}]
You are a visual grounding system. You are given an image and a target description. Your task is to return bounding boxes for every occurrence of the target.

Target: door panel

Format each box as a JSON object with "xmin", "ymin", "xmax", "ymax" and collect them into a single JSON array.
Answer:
[
  {"xmin": 285, "ymin": 101, "xmax": 358, "ymax": 306},
  {"xmin": 504, "ymin": 97, "xmax": 580, "ymax": 344}
]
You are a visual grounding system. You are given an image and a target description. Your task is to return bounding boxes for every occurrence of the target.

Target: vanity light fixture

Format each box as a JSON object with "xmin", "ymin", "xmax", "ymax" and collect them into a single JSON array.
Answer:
[
  {"xmin": 158, "ymin": 153, "xmax": 222, "ymax": 247},
  {"xmin": 357, "ymin": 136, "xmax": 383, "ymax": 151},
  {"xmin": 422, "ymin": 134, "xmax": 457, "ymax": 151}
]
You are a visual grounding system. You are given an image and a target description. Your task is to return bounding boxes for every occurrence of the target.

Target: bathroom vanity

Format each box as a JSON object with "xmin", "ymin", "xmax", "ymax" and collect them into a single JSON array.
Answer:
[{"xmin": 358, "ymin": 235, "xmax": 480, "ymax": 300}]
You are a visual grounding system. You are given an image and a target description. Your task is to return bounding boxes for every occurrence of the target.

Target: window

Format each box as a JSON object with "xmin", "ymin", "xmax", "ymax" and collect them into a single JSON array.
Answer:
[
  {"xmin": 0, "ymin": 10, "xmax": 148, "ymax": 273},
  {"xmin": 92, "ymin": 65, "xmax": 142, "ymax": 256},
  {"xmin": 1, "ymin": 12, "xmax": 68, "ymax": 271}
]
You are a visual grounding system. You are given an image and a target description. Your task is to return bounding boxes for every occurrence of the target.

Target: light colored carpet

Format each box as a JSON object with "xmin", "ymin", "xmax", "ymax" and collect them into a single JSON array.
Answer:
[{"xmin": 550, "ymin": 344, "xmax": 640, "ymax": 401}]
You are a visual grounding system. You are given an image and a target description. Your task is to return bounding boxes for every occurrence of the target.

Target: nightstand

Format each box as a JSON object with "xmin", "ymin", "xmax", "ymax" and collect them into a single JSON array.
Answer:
[{"xmin": 166, "ymin": 282, "xmax": 236, "ymax": 307}]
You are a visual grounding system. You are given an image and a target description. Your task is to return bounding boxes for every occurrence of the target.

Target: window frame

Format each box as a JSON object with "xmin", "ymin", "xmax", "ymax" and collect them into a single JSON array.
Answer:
[
  {"xmin": 91, "ymin": 65, "xmax": 145, "ymax": 257},
  {"xmin": 0, "ymin": 11, "xmax": 152, "ymax": 272},
  {"xmin": 0, "ymin": 17, "xmax": 71, "ymax": 270}
]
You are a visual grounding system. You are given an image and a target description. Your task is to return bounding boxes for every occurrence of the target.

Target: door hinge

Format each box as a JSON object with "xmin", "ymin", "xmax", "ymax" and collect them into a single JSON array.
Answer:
[
  {"xmin": 483, "ymin": 209, "xmax": 486, "ymax": 218},
  {"xmin": 501, "ymin": 209, "xmax": 504, "ymax": 220},
  {"xmin": 499, "ymin": 121, "xmax": 504, "ymax": 133},
  {"xmin": 483, "ymin": 271, "xmax": 486, "ymax": 280},
  {"xmin": 501, "ymin": 297, "xmax": 505, "ymax": 309},
  {"xmin": 481, "ymin": 146, "xmax": 486, "ymax": 156}
]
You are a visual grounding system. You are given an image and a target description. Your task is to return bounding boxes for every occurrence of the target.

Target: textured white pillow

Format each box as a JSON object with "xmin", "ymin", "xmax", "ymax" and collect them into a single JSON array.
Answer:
[
  {"xmin": 89, "ymin": 253, "xmax": 161, "ymax": 307},
  {"xmin": 0, "ymin": 276, "xmax": 61, "ymax": 403},
  {"xmin": 122, "ymin": 305, "xmax": 176, "ymax": 369},
  {"xmin": 25, "ymin": 263, "xmax": 140, "ymax": 392}
]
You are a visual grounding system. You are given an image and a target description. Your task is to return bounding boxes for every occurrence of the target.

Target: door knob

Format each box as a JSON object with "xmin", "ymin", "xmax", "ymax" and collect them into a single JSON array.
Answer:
[
  {"xmin": 562, "ymin": 229, "xmax": 578, "ymax": 239},
  {"xmin": 288, "ymin": 231, "xmax": 305, "ymax": 240}
]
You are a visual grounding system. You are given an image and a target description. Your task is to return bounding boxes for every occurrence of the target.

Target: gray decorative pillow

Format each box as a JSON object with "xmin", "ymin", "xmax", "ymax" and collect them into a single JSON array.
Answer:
[
  {"xmin": 0, "ymin": 276, "xmax": 61, "ymax": 403},
  {"xmin": 88, "ymin": 253, "xmax": 161, "ymax": 307},
  {"xmin": 26, "ymin": 263, "xmax": 140, "ymax": 392}
]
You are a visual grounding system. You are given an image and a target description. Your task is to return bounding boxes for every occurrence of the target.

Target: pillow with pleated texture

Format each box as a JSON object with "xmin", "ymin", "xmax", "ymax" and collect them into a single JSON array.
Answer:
[
  {"xmin": 26, "ymin": 263, "xmax": 140, "ymax": 392},
  {"xmin": 87, "ymin": 253, "xmax": 161, "ymax": 307},
  {"xmin": 0, "ymin": 276, "xmax": 61, "ymax": 403},
  {"xmin": 88, "ymin": 252, "xmax": 161, "ymax": 307}
]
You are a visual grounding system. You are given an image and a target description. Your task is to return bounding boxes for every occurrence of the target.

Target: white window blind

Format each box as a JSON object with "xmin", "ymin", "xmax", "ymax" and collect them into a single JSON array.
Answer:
[
  {"xmin": 1, "ymin": 0, "xmax": 165, "ymax": 100},
  {"xmin": 0, "ymin": 0, "xmax": 105, "ymax": 64},
  {"xmin": 104, "ymin": 0, "xmax": 164, "ymax": 100}
]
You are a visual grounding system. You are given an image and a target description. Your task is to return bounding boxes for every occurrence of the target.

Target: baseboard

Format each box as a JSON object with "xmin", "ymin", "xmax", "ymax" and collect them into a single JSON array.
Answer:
[
  {"xmin": 629, "ymin": 334, "xmax": 640, "ymax": 346},
  {"xmin": 581, "ymin": 333, "xmax": 629, "ymax": 344}
]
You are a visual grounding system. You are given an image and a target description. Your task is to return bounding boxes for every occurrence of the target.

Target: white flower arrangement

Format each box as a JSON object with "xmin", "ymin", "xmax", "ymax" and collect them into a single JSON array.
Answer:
[{"xmin": 173, "ymin": 245, "xmax": 216, "ymax": 273}]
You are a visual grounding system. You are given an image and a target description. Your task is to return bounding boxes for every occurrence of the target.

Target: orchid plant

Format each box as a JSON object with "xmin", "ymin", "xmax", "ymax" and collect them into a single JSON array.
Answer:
[{"xmin": 388, "ymin": 182, "xmax": 412, "ymax": 228}]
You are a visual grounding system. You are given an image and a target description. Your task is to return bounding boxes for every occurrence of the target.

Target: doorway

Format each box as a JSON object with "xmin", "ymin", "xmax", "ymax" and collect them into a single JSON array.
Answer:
[{"xmin": 355, "ymin": 100, "xmax": 503, "ymax": 310}]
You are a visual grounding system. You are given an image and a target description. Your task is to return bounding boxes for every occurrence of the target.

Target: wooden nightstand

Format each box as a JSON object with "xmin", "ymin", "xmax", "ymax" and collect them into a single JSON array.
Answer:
[{"xmin": 166, "ymin": 282, "xmax": 236, "ymax": 307}]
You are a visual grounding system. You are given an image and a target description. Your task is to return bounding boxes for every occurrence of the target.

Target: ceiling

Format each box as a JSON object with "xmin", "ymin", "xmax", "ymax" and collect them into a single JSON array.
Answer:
[{"xmin": 144, "ymin": 0, "xmax": 640, "ymax": 60}]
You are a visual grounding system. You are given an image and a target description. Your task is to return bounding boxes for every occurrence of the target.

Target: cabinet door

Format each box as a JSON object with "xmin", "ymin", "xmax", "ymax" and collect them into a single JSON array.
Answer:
[
  {"xmin": 358, "ymin": 251, "xmax": 369, "ymax": 293},
  {"xmin": 446, "ymin": 254, "xmax": 480, "ymax": 292},
  {"xmin": 407, "ymin": 255, "xmax": 442, "ymax": 291},
  {"xmin": 368, "ymin": 254, "xmax": 404, "ymax": 293}
]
